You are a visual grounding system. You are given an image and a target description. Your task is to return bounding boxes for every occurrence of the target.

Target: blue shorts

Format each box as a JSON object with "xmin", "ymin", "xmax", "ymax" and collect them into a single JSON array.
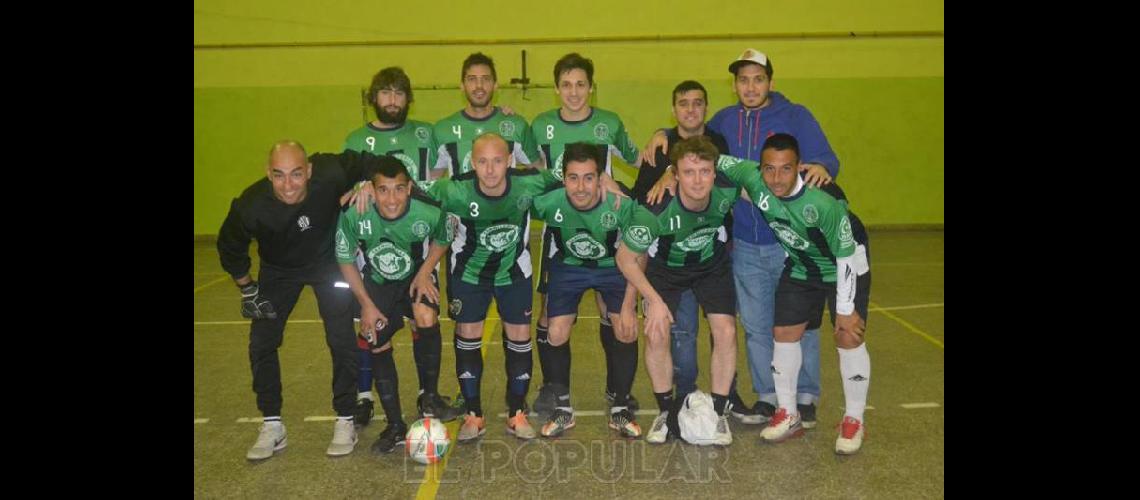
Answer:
[
  {"xmin": 447, "ymin": 276, "xmax": 534, "ymax": 325},
  {"xmin": 545, "ymin": 260, "xmax": 628, "ymax": 318}
]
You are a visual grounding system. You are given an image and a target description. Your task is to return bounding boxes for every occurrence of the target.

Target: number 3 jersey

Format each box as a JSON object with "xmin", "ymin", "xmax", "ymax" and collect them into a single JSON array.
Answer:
[
  {"xmin": 334, "ymin": 193, "xmax": 452, "ymax": 286},
  {"xmin": 531, "ymin": 190, "xmax": 637, "ymax": 268},
  {"xmin": 622, "ymin": 174, "xmax": 741, "ymax": 269},
  {"xmin": 426, "ymin": 168, "xmax": 560, "ymax": 286}
]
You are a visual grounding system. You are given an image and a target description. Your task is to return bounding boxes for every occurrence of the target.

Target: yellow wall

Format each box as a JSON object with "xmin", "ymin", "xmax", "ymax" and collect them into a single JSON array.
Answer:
[{"xmin": 194, "ymin": 0, "xmax": 944, "ymax": 234}]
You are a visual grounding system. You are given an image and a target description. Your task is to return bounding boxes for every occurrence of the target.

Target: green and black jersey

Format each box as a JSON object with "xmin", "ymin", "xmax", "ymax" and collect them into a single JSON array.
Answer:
[
  {"xmin": 426, "ymin": 168, "xmax": 560, "ymax": 286},
  {"xmin": 530, "ymin": 107, "xmax": 639, "ymax": 180},
  {"xmin": 531, "ymin": 190, "xmax": 636, "ymax": 268},
  {"xmin": 334, "ymin": 193, "xmax": 452, "ymax": 285},
  {"xmin": 622, "ymin": 174, "xmax": 741, "ymax": 268},
  {"xmin": 343, "ymin": 120, "xmax": 438, "ymax": 189},
  {"xmin": 716, "ymin": 155, "xmax": 865, "ymax": 283},
  {"xmin": 433, "ymin": 108, "xmax": 539, "ymax": 176}
]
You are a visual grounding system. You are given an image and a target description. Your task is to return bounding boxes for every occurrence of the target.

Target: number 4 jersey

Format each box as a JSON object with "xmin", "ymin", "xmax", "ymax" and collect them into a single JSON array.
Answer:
[{"xmin": 433, "ymin": 108, "xmax": 539, "ymax": 176}]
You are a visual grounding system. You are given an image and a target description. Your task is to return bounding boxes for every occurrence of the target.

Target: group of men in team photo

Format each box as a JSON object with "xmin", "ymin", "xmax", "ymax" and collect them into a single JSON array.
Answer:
[{"xmin": 216, "ymin": 48, "xmax": 873, "ymax": 462}]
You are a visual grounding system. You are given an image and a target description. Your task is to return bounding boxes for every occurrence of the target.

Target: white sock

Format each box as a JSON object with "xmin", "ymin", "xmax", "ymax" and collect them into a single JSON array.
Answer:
[
  {"xmin": 772, "ymin": 341, "xmax": 802, "ymax": 415},
  {"xmin": 838, "ymin": 343, "xmax": 871, "ymax": 421},
  {"xmin": 358, "ymin": 391, "xmax": 373, "ymax": 401}
]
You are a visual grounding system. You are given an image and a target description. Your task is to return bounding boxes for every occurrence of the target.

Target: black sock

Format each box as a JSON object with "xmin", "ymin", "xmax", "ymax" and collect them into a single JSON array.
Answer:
[
  {"xmin": 712, "ymin": 392, "xmax": 729, "ymax": 416},
  {"xmin": 547, "ymin": 336, "xmax": 572, "ymax": 389},
  {"xmin": 454, "ymin": 335, "xmax": 483, "ymax": 416},
  {"xmin": 413, "ymin": 324, "xmax": 441, "ymax": 396},
  {"xmin": 654, "ymin": 390, "xmax": 675, "ymax": 414},
  {"xmin": 372, "ymin": 348, "xmax": 404, "ymax": 426},
  {"xmin": 503, "ymin": 337, "xmax": 533, "ymax": 414},
  {"xmin": 535, "ymin": 323, "xmax": 552, "ymax": 383},
  {"xmin": 599, "ymin": 319, "xmax": 616, "ymax": 394},
  {"xmin": 610, "ymin": 337, "xmax": 637, "ymax": 407}
]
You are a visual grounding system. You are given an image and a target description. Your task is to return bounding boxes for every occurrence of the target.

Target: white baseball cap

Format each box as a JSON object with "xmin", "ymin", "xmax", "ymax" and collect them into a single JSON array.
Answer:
[{"xmin": 729, "ymin": 48, "xmax": 773, "ymax": 76}]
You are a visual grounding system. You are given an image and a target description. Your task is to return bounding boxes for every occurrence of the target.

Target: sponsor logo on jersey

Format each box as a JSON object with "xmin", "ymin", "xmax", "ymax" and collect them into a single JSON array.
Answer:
[
  {"xmin": 516, "ymin": 195, "xmax": 532, "ymax": 210},
  {"xmin": 599, "ymin": 211, "xmax": 618, "ymax": 229},
  {"xmin": 718, "ymin": 199, "xmax": 732, "ymax": 214},
  {"xmin": 297, "ymin": 215, "xmax": 311, "ymax": 232},
  {"xmin": 769, "ymin": 221, "xmax": 810, "ymax": 250},
  {"xmin": 802, "ymin": 204, "xmax": 819, "ymax": 225},
  {"xmin": 675, "ymin": 227, "xmax": 720, "ymax": 252},
  {"xmin": 593, "ymin": 123, "xmax": 610, "ymax": 141},
  {"xmin": 627, "ymin": 225, "xmax": 652, "ymax": 247},
  {"xmin": 412, "ymin": 220, "xmax": 431, "ymax": 238},
  {"xmin": 450, "ymin": 299, "xmax": 463, "ymax": 317},
  {"xmin": 566, "ymin": 233, "xmax": 607, "ymax": 260},
  {"xmin": 335, "ymin": 229, "xmax": 350, "ymax": 257},
  {"xmin": 499, "ymin": 120, "xmax": 516, "ymax": 137},
  {"xmin": 479, "ymin": 224, "xmax": 521, "ymax": 252},
  {"xmin": 839, "ymin": 216, "xmax": 854, "ymax": 248},
  {"xmin": 368, "ymin": 241, "xmax": 414, "ymax": 280},
  {"xmin": 414, "ymin": 127, "xmax": 430, "ymax": 142}
]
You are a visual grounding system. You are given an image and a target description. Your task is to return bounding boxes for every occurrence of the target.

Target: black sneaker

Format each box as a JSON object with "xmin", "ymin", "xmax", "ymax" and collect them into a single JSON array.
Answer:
[
  {"xmin": 370, "ymin": 422, "xmax": 408, "ymax": 454},
  {"xmin": 531, "ymin": 384, "xmax": 557, "ymax": 420},
  {"xmin": 354, "ymin": 398, "xmax": 374, "ymax": 428},
  {"xmin": 797, "ymin": 403, "xmax": 817, "ymax": 429},
  {"xmin": 728, "ymin": 392, "xmax": 765, "ymax": 424},
  {"xmin": 605, "ymin": 391, "xmax": 640, "ymax": 414},
  {"xmin": 418, "ymin": 393, "xmax": 462, "ymax": 422},
  {"xmin": 753, "ymin": 401, "xmax": 776, "ymax": 423}
]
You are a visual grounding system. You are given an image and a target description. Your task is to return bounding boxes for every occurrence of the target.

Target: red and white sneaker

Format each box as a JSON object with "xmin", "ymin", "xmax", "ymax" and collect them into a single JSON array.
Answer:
[
  {"xmin": 835, "ymin": 416, "xmax": 865, "ymax": 455},
  {"xmin": 759, "ymin": 407, "xmax": 804, "ymax": 443}
]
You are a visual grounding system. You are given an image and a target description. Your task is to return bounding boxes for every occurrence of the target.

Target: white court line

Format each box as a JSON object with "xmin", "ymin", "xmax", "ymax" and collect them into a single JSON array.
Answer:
[
  {"xmin": 495, "ymin": 409, "xmax": 661, "ymax": 418},
  {"xmin": 901, "ymin": 402, "xmax": 941, "ymax": 409},
  {"xmin": 870, "ymin": 303, "xmax": 943, "ymax": 312},
  {"xmin": 194, "ymin": 418, "xmax": 209, "ymax": 424},
  {"xmin": 236, "ymin": 417, "xmax": 262, "ymax": 423}
]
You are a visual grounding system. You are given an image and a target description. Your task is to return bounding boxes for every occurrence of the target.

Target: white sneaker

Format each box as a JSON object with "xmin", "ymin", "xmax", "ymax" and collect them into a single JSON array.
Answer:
[
  {"xmin": 326, "ymin": 418, "xmax": 358, "ymax": 456},
  {"xmin": 246, "ymin": 421, "xmax": 287, "ymax": 460},
  {"xmin": 835, "ymin": 416, "xmax": 865, "ymax": 455},
  {"xmin": 759, "ymin": 407, "xmax": 804, "ymax": 443},
  {"xmin": 711, "ymin": 414, "xmax": 732, "ymax": 446},
  {"xmin": 646, "ymin": 411, "xmax": 670, "ymax": 444}
]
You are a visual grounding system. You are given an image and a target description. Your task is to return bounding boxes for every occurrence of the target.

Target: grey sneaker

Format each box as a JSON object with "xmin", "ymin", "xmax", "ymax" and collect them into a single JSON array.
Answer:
[
  {"xmin": 246, "ymin": 421, "xmax": 287, "ymax": 461},
  {"xmin": 711, "ymin": 413, "xmax": 733, "ymax": 446},
  {"xmin": 646, "ymin": 411, "xmax": 671, "ymax": 444},
  {"xmin": 326, "ymin": 418, "xmax": 358, "ymax": 456},
  {"xmin": 728, "ymin": 392, "xmax": 765, "ymax": 424}
]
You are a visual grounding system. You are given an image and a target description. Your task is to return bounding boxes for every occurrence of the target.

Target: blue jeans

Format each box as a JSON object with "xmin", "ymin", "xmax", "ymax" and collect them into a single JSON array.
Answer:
[
  {"xmin": 732, "ymin": 239, "xmax": 821, "ymax": 406},
  {"xmin": 670, "ymin": 289, "xmax": 701, "ymax": 399}
]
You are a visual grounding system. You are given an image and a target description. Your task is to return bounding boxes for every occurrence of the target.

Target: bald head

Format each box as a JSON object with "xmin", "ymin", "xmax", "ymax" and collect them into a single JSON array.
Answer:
[
  {"xmin": 472, "ymin": 132, "xmax": 509, "ymax": 157},
  {"xmin": 266, "ymin": 140, "xmax": 312, "ymax": 205},
  {"xmin": 471, "ymin": 132, "xmax": 511, "ymax": 195}
]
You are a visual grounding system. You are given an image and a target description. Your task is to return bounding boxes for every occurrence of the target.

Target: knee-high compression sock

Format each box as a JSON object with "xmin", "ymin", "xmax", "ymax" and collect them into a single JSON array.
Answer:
[
  {"xmin": 599, "ymin": 317, "xmax": 616, "ymax": 394},
  {"xmin": 412, "ymin": 324, "xmax": 442, "ymax": 396},
  {"xmin": 838, "ymin": 343, "xmax": 871, "ymax": 421},
  {"xmin": 372, "ymin": 348, "xmax": 403, "ymax": 426},
  {"xmin": 454, "ymin": 335, "xmax": 483, "ymax": 416},
  {"xmin": 546, "ymin": 337, "xmax": 572, "ymax": 410},
  {"xmin": 535, "ymin": 324, "xmax": 552, "ymax": 383},
  {"xmin": 357, "ymin": 344, "xmax": 373, "ymax": 399},
  {"xmin": 772, "ymin": 341, "xmax": 802, "ymax": 415},
  {"xmin": 610, "ymin": 337, "xmax": 637, "ymax": 410},
  {"xmin": 503, "ymin": 337, "xmax": 534, "ymax": 415}
]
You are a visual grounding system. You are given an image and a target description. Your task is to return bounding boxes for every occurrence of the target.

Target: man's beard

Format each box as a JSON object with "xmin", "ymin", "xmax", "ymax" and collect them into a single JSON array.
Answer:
[{"xmin": 374, "ymin": 104, "xmax": 408, "ymax": 124}]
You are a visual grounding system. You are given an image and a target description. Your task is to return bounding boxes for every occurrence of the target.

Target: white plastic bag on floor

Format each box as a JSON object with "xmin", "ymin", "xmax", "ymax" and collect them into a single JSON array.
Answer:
[{"xmin": 678, "ymin": 390, "xmax": 719, "ymax": 445}]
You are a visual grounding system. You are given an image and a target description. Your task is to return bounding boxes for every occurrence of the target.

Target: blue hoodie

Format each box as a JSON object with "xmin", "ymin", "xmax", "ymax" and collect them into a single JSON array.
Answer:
[{"xmin": 707, "ymin": 91, "xmax": 840, "ymax": 245}]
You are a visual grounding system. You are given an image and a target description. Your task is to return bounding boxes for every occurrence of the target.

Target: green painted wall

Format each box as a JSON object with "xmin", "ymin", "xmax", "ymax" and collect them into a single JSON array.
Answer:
[{"xmin": 194, "ymin": 0, "xmax": 943, "ymax": 235}]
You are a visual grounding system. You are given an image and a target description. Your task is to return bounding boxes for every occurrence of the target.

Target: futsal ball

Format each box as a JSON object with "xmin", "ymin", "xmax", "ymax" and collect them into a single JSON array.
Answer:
[{"xmin": 405, "ymin": 417, "xmax": 450, "ymax": 464}]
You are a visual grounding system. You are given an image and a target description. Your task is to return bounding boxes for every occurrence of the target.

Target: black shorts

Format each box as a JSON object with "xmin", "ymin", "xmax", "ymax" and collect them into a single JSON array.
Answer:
[
  {"xmin": 447, "ymin": 275, "xmax": 534, "ymax": 325},
  {"xmin": 363, "ymin": 273, "xmax": 440, "ymax": 348},
  {"xmin": 773, "ymin": 270, "xmax": 871, "ymax": 330},
  {"xmin": 645, "ymin": 252, "xmax": 736, "ymax": 317}
]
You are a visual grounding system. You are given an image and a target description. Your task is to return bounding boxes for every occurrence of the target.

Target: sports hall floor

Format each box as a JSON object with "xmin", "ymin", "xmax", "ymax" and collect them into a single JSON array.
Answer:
[{"xmin": 194, "ymin": 229, "xmax": 944, "ymax": 498}]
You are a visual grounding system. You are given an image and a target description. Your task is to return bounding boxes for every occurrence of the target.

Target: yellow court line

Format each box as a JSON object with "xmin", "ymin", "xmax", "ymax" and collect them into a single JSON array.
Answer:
[
  {"xmin": 416, "ymin": 310, "xmax": 498, "ymax": 500},
  {"xmin": 870, "ymin": 300, "xmax": 943, "ymax": 349},
  {"xmin": 194, "ymin": 276, "xmax": 230, "ymax": 294}
]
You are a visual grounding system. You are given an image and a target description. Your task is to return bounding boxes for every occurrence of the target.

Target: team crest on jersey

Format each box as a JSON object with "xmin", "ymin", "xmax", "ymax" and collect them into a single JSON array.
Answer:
[
  {"xmin": 593, "ymin": 123, "xmax": 610, "ymax": 141},
  {"xmin": 499, "ymin": 120, "xmax": 516, "ymax": 137},
  {"xmin": 297, "ymin": 215, "xmax": 311, "ymax": 232},
  {"xmin": 718, "ymin": 199, "xmax": 731, "ymax": 214},
  {"xmin": 566, "ymin": 233, "xmax": 606, "ymax": 260},
  {"xmin": 414, "ymin": 127, "xmax": 430, "ymax": 142},
  {"xmin": 516, "ymin": 195, "xmax": 532, "ymax": 210},
  {"xmin": 335, "ymin": 229, "xmax": 350, "ymax": 256},
  {"xmin": 676, "ymin": 227, "xmax": 719, "ymax": 252},
  {"xmin": 769, "ymin": 221, "xmax": 810, "ymax": 250},
  {"xmin": 627, "ymin": 225, "xmax": 652, "ymax": 247},
  {"xmin": 446, "ymin": 214, "xmax": 460, "ymax": 239},
  {"xmin": 391, "ymin": 153, "xmax": 418, "ymax": 174},
  {"xmin": 412, "ymin": 220, "xmax": 431, "ymax": 238},
  {"xmin": 449, "ymin": 299, "xmax": 462, "ymax": 316},
  {"xmin": 368, "ymin": 242, "xmax": 413, "ymax": 280},
  {"xmin": 479, "ymin": 224, "xmax": 520, "ymax": 252},
  {"xmin": 599, "ymin": 211, "xmax": 618, "ymax": 229},
  {"xmin": 802, "ymin": 205, "xmax": 819, "ymax": 225},
  {"xmin": 460, "ymin": 151, "xmax": 473, "ymax": 173},
  {"xmin": 839, "ymin": 216, "xmax": 854, "ymax": 248}
]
